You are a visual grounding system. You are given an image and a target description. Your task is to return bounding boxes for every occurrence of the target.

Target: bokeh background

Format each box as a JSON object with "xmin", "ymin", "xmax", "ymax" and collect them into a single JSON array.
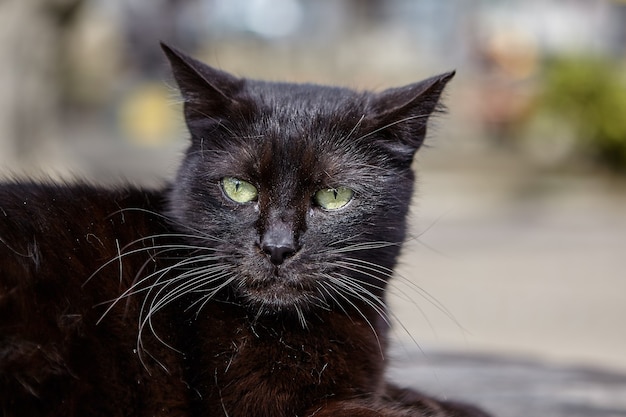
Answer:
[{"xmin": 1, "ymin": 0, "xmax": 625, "ymax": 381}]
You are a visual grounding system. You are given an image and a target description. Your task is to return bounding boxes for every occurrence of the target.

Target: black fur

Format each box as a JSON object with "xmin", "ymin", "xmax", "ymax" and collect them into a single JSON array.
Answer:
[{"xmin": 0, "ymin": 44, "xmax": 488, "ymax": 417}]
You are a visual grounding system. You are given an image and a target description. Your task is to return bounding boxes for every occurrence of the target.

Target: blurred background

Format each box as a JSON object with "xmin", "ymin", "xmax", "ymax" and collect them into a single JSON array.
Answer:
[{"xmin": 1, "ymin": 0, "xmax": 625, "ymax": 399}]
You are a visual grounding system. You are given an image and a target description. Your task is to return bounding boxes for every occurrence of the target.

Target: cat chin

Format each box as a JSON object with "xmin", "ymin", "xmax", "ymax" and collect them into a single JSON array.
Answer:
[{"xmin": 237, "ymin": 283, "xmax": 323, "ymax": 314}]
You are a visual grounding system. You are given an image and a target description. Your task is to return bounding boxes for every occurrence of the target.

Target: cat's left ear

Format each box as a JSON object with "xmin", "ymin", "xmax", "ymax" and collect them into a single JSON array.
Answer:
[
  {"xmin": 161, "ymin": 42, "xmax": 247, "ymax": 130},
  {"xmin": 367, "ymin": 71, "xmax": 455, "ymax": 161}
]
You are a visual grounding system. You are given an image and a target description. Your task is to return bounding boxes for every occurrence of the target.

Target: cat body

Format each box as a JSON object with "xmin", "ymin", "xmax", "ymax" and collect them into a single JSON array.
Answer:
[
  {"xmin": 0, "ymin": 184, "xmax": 190, "ymax": 416},
  {"xmin": 0, "ymin": 45, "xmax": 489, "ymax": 416}
]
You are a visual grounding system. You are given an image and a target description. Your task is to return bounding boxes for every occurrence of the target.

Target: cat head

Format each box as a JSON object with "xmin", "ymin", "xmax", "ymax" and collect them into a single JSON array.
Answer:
[{"xmin": 161, "ymin": 43, "xmax": 453, "ymax": 316}]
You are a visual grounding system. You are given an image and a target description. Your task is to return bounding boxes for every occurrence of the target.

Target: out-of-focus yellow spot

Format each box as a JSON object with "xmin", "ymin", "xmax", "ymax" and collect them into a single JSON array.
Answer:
[
  {"xmin": 118, "ymin": 83, "xmax": 180, "ymax": 146},
  {"xmin": 487, "ymin": 30, "xmax": 539, "ymax": 80}
]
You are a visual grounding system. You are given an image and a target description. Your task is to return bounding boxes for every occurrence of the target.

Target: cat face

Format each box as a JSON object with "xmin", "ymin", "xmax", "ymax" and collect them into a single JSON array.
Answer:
[{"xmin": 162, "ymin": 44, "xmax": 453, "ymax": 315}]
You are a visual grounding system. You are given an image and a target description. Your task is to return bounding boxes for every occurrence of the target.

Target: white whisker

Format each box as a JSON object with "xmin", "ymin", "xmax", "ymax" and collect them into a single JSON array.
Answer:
[
  {"xmin": 352, "ymin": 114, "xmax": 431, "ymax": 143},
  {"xmin": 320, "ymin": 276, "xmax": 384, "ymax": 358}
]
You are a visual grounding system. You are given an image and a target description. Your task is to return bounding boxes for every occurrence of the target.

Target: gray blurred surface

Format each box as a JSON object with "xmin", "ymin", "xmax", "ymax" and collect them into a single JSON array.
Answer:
[
  {"xmin": 389, "ymin": 349, "xmax": 626, "ymax": 417},
  {"xmin": 390, "ymin": 148, "xmax": 626, "ymax": 373}
]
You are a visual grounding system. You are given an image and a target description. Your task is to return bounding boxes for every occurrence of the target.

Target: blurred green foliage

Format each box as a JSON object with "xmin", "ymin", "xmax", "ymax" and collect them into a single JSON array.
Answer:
[{"xmin": 536, "ymin": 56, "xmax": 626, "ymax": 172}]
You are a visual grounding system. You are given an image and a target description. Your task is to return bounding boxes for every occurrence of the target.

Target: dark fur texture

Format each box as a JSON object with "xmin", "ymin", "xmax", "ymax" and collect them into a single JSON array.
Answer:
[{"xmin": 0, "ymin": 44, "xmax": 489, "ymax": 416}]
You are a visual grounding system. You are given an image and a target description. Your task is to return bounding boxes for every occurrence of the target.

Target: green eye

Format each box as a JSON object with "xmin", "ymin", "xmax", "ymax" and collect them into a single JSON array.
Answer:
[
  {"xmin": 314, "ymin": 187, "xmax": 354, "ymax": 210},
  {"xmin": 222, "ymin": 177, "xmax": 258, "ymax": 203}
]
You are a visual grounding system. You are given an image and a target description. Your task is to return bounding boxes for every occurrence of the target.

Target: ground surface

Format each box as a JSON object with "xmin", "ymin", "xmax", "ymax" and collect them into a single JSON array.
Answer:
[
  {"xmin": 385, "ymin": 148, "xmax": 626, "ymax": 417},
  {"xmin": 389, "ymin": 350, "xmax": 626, "ymax": 417},
  {"xmin": 390, "ymin": 148, "xmax": 626, "ymax": 372}
]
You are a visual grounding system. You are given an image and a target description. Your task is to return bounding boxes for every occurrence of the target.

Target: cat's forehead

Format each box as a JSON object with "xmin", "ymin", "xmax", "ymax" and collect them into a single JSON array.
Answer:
[
  {"xmin": 247, "ymin": 80, "xmax": 367, "ymax": 120},
  {"xmin": 240, "ymin": 82, "xmax": 368, "ymax": 151},
  {"xmin": 213, "ymin": 82, "xmax": 382, "ymax": 188},
  {"xmin": 236, "ymin": 125, "xmax": 360, "ymax": 187}
]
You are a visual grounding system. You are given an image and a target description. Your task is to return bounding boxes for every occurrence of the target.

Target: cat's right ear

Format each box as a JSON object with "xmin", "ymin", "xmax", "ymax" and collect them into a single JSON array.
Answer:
[
  {"xmin": 366, "ymin": 71, "xmax": 455, "ymax": 163},
  {"xmin": 160, "ymin": 42, "xmax": 246, "ymax": 127}
]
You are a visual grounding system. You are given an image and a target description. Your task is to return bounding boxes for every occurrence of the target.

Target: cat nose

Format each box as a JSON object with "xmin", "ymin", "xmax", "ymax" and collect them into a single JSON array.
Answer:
[
  {"xmin": 260, "ymin": 226, "xmax": 297, "ymax": 265},
  {"xmin": 262, "ymin": 242, "xmax": 296, "ymax": 265}
]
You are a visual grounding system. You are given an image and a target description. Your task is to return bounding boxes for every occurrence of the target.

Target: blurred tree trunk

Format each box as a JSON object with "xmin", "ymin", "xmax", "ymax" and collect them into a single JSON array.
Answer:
[{"xmin": 0, "ymin": 0, "xmax": 82, "ymax": 169}]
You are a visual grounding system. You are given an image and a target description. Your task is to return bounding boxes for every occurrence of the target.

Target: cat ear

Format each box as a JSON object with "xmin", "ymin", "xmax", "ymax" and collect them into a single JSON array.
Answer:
[
  {"xmin": 367, "ymin": 71, "xmax": 455, "ymax": 161},
  {"xmin": 160, "ymin": 42, "xmax": 245, "ymax": 128}
]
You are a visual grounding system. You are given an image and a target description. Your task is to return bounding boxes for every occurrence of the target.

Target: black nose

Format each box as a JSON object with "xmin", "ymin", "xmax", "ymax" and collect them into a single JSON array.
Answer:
[
  {"xmin": 260, "ymin": 223, "xmax": 298, "ymax": 265},
  {"xmin": 262, "ymin": 243, "xmax": 296, "ymax": 265}
]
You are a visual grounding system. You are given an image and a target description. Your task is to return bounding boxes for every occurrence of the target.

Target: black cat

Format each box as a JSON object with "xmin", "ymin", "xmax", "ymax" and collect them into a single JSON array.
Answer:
[{"xmin": 0, "ymin": 44, "xmax": 490, "ymax": 417}]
